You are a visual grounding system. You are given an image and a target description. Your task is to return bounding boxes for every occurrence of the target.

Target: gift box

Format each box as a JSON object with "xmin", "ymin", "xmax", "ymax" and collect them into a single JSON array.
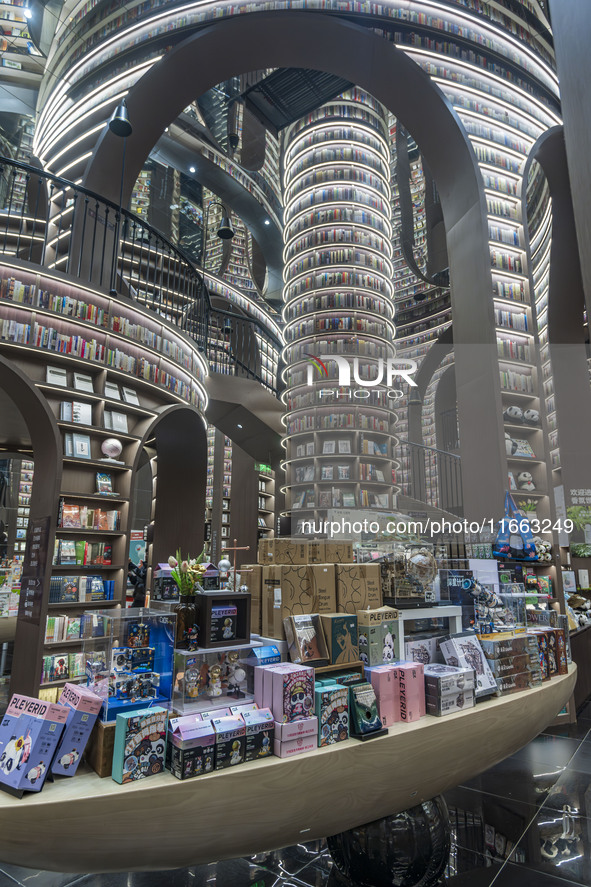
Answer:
[
  {"xmin": 357, "ymin": 607, "xmax": 399, "ymax": 667},
  {"xmin": 273, "ymin": 716, "xmax": 318, "ymax": 741},
  {"xmin": 111, "ymin": 706, "xmax": 168, "ymax": 784},
  {"xmin": 404, "ymin": 636, "xmax": 442, "ymax": 666},
  {"xmin": 0, "ymin": 694, "xmax": 69, "ymax": 793},
  {"xmin": 320, "ymin": 614, "xmax": 359, "ymax": 665},
  {"xmin": 315, "ymin": 683, "xmax": 349, "ymax": 746},
  {"xmin": 439, "ymin": 633, "xmax": 497, "ymax": 697},
  {"xmin": 273, "ymin": 733, "xmax": 318, "ymax": 758},
  {"xmin": 166, "ymin": 715, "xmax": 215, "ymax": 779},
  {"xmin": 392, "ymin": 663, "xmax": 425, "ymax": 723},
  {"xmin": 426, "ymin": 690, "xmax": 475, "ymax": 716},
  {"xmin": 367, "ymin": 665, "xmax": 400, "ymax": 727},
  {"xmin": 283, "ymin": 613, "xmax": 329, "ymax": 665},
  {"xmin": 52, "ymin": 683, "xmax": 102, "ymax": 777},
  {"xmin": 271, "ymin": 665, "xmax": 315, "ymax": 723},
  {"xmin": 243, "ymin": 707, "xmax": 274, "ymax": 761},
  {"xmin": 211, "ymin": 714, "xmax": 246, "ymax": 770},
  {"xmin": 423, "ymin": 664, "xmax": 475, "ymax": 696}
]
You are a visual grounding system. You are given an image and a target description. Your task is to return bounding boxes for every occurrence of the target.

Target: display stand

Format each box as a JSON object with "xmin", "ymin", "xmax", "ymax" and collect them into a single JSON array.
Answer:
[{"xmin": 0, "ymin": 666, "xmax": 576, "ymax": 874}]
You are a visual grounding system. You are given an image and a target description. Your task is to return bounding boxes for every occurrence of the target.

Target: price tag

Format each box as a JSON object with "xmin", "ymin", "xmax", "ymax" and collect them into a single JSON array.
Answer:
[{"xmin": 274, "ymin": 588, "xmax": 282, "ymax": 609}]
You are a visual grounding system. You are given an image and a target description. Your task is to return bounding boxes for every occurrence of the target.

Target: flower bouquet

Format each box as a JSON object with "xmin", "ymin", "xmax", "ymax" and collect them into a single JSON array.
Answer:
[{"xmin": 168, "ymin": 547, "xmax": 207, "ymax": 596}]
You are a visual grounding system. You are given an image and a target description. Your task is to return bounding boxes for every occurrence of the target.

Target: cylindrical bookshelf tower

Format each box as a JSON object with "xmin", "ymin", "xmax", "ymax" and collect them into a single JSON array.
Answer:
[{"xmin": 282, "ymin": 87, "xmax": 399, "ymax": 528}]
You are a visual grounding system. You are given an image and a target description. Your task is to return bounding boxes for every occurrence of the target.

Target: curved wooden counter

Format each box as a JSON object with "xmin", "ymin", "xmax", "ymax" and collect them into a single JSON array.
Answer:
[{"xmin": 0, "ymin": 665, "xmax": 576, "ymax": 873}]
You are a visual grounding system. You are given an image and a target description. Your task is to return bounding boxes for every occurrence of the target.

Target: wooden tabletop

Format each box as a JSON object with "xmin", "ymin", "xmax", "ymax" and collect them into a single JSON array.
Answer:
[{"xmin": 0, "ymin": 664, "xmax": 577, "ymax": 873}]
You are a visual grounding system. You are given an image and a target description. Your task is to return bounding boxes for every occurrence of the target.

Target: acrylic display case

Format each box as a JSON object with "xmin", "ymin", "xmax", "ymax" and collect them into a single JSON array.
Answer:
[
  {"xmin": 382, "ymin": 542, "xmax": 444, "ymax": 609},
  {"xmin": 83, "ymin": 608, "xmax": 176, "ymax": 722},
  {"xmin": 172, "ymin": 642, "xmax": 263, "ymax": 715}
]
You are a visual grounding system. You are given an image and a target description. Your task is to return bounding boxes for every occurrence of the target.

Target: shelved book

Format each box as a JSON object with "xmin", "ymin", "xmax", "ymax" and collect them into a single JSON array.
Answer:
[
  {"xmin": 41, "ymin": 652, "xmax": 86, "ymax": 684},
  {"xmin": 53, "ymin": 539, "xmax": 113, "ymax": 566},
  {"xmin": 49, "ymin": 576, "xmax": 114, "ymax": 603},
  {"xmin": 64, "ymin": 433, "xmax": 92, "ymax": 459},
  {"xmin": 60, "ymin": 402, "xmax": 92, "ymax": 425},
  {"xmin": 44, "ymin": 615, "xmax": 82, "ymax": 643},
  {"xmin": 104, "ymin": 410, "xmax": 129, "ymax": 433},
  {"xmin": 58, "ymin": 501, "xmax": 121, "ymax": 530}
]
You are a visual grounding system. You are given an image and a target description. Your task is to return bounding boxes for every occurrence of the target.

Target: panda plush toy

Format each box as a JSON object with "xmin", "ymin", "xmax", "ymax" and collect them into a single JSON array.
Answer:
[
  {"xmin": 517, "ymin": 471, "xmax": 536, "ymax": 491},
  {"xmin": 505, "ymin": 433, "xmax": 519, "ymax": 456},
  {"xmin": 503, "ymin": 405, "xmax": 524, "ymax": 424},
  {"xmin": 522, "ymin": 409, "xmax": 539, "ymax": 426}
]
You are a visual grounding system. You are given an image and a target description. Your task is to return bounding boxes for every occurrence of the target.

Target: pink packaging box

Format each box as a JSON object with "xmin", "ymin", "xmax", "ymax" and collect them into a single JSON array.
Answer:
[
  {"xmin": 271, "ymin": 665, "xmax": 315, "ymax": 723},
  {"xmin": 274, "ymin": 716, "xmax": 318, "ymax": 741},
  {"xmin": 52, "ymin": 683, "xmax": 103, "ymax": 777},
  {"xmin": 368, "ymin": 665, "xmax": 400, "ymax": 727},
  {"xmin": 273, "ymin": 733, "xmax": 318, "ymax": 758},
  {"xmin": 255, "ymin": 663, "xmax": 294, "ymax": 709},
  {"xmin": 393, "ymin": 662, "xmax": 425, "ymax": 723}
]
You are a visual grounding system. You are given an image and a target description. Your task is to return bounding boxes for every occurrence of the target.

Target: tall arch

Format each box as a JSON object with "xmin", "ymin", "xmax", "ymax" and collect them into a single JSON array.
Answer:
[{"xmin": 84, "ymin": 11, "xmax": 504, "ymax": 518}]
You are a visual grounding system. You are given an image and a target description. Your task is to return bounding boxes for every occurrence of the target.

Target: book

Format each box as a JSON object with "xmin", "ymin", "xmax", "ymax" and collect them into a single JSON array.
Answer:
[
  {"xmin": 61, "ymin": 504, "xmax": 81, "ymax": 528},
  {"xmin": 342, "ymin": 492, "xmax": 356, "ymax": 507},
  {"xmin": 318, "ymin": 491, "xmax": 331, "ymax": 508},
  {"xmin": 104, "ymin": 411, "xmax": 128, "ymax": 433},
  {"xmin": 337, "ymin": 465, "xmax": 350, "ymax": 480},
  {"xmin": 104, "ymin": 381, "xmax": 120, "ymax": 400},
  {"xmin": 73, "ymin": 373, "xmax": 94, "ymax": 393},
  {"xmin": 72, "ymin": 402, "xmax": 92, "ymax": 425},
  {"xmin": 321, "ymin": 466, "xmax": 333, "ymax": 480},
  {"xmin": 513, "ymin": 439, "xmax": 535, "ymax": 458},
  {"xmin": 60, "ymin": 402, "xmax": 73, "ymax": 422},
  {"xmin": 64, "ymin": 433, "xmax": 73, "ymax": 458},
  {"xmin": 112, "ymin": 707, "xmax": 168, "ymax": 784},
  {"xmin": 47, "ymin": 366, "xmax": 68, "ymax": 387},
  {"xmin": 323, "ymin": 440, "xmax": 336, "ymax": 455},
  {"xmin": 96, "ymin": 472, "xmax": 114, "ymax": 494},
  {"xmin": 72, "ymin": 433, "xmax": 91, "ymax": 460},
  {"xmin": 121, "ymin": 387, "xmax": 140, "ymax": 406},
  {"xmin": 338, "ymin": 440, "xmax": 351, "ymax": 454}
]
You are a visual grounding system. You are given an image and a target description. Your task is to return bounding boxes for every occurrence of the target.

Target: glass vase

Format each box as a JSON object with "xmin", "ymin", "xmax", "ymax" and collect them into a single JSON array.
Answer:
[{"xmin": 174, "ymin": 593, "xmax": 196, "ymax": 649}]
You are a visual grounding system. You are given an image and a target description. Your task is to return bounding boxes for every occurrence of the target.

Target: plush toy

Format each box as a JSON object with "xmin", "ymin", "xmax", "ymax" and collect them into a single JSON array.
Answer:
[
  {"xmin": 522, "ymin": 409, "xmax": 539, "ymax": 425},
  {"xmin": 505, "ymin": 433, "xmax": 519, "ymax": 456},
  {"xmin": 517, "ymin": 471, "xmax": 536, "ymax": 491},
  {"xmin": 503, "ymin": 405, "xmax": 524, "ymax": 423}
]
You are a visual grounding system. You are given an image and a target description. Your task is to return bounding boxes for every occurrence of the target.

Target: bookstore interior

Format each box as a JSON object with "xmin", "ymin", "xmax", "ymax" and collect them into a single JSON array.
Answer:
[{"xmin": 1, "ymin": 0, "xmax": 591, "ymax": 884}]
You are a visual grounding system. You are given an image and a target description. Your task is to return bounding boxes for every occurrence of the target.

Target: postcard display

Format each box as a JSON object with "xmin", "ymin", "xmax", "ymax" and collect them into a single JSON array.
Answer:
[{"xmin": 83, "ymin": 609, "xmax": 176, "ymax": 722}]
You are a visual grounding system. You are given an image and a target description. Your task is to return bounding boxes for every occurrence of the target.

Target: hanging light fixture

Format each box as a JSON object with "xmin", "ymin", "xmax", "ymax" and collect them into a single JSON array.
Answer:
[
  {"xmin": 217, "ymin": 213, "xmax": 235, "ymax": 240},
  {"xmin": 109, "ymin": 98, "xmax": 133, "ymax": 138}
]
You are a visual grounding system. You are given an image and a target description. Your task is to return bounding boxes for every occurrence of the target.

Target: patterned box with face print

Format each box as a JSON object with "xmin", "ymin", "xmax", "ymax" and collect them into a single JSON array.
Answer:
[
  {"xmin": 439, "ymin": 633, "xmax": 497, "ymax": 697},
  {"xmin": 314, "ymin": 684, "xmax": 349, "ymax": 746},
  {"xmin": 271, "ymin": 665, "xmax": 315, "ymax": 723}
]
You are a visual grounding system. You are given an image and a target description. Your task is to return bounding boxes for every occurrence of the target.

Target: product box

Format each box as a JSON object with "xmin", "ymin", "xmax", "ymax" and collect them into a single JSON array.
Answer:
[
  {"xmin": 315, "ymin": 683, "xmax": 349, "ymax": 746},
  {"xmin": 274, "ymin": 716, "xmax": 318, "ymax": 741},
  {"xmin": 308, "ymin": 541, "xmax": 354, "ymax": 564},
  {"xmin": 547, "ymin": 628, "xmax": 568, "ymax": 676},
  {"xmin": 258, "ymin": 538, "xmax": 308, "ymax": 565},
  {"xmin": 486, "ymin": 653, "xmax": 539, "ymax": 678},
  {"xmin": 243, "ymin": 708, "xmax": 274, "ymax": 761},
  {"xmin": 271, "ymin": 665, "xmax": 315, "ymax": 723},
  {"xmin": 262, "ymin": 565, "xmax": 336, "ymax": 638},
  {"xmin": 336, "ymin": 564, "xmax": 382, "ymax": 614},
  {"xmin": 367, "ymin": 665, "xmax": 400, "ymax": 727},
  {"xmin": 230, "ymin": 702, "xmax": 259, "ymax": 716},
  {"xmin": 85, "ymin": 720, "xmax": 116, "ymax": 778},
  {"xmin": 528, "ymin": 630, "xmax": 551, "ymax": 681},
  {"xmin": 111, "ymin": 706, "xmax": 167, "ymax": 784},
  {"xmin": 0, "ymin": 694, "xmax": 69, "ymax": 793},
  {"xmin": 320, "ymin": 614, "xmax": 359, "ymax": 665},
  {"xmin": 349, "ymin": 682, "xmax": 383, "ymax": 735},
  {"xmin": 404, "ymin": 636, "xmax": 442, "ymax": 666},
  {"xmin": 166, "ymin": 716, "xmax": 215, "ymax": 779},
  {"xmin": 273, "ymin": 733, "xmax": 318, "ymax": 758},
  {"xmin": 210, "ymin": 605, "xmax": 238, "ymax": 643},
  {"xmin": 478, "ymin": 634, "xmax": 538, "ymax": 659},
  {"xmin": 393, "ymin": 663, "xmax": 425, "ymax": 723},
  {"xmin": 212, "ymin": 714, "xmax": 246, "ymax": 770},
  {"xmin": 283, "ymin": 614, "xmax": 329, "ymax": 665},
  {"xmin": 439, "ymin": 633, "xmax": 497, "ymax": 697},
  {"xmin": 495, "ymin": 670, "xmax": 542, "ymax": 696},
  {"xmin": 255, "ymin": 662, "xmax": 296, "ymax": 709},
  {"xmin": 423, "ymin": 664, "xmax": 476, "ymax": 695},
  {"xmin": 52, "ymin": 683, "xmax": 102, "ymax": 776},
  {"xmin": 193, "ymin": 590, "xmax": 250, "ymax": 648},
  {"xmin": 357, "ymin": 607, "xmax": 399, "ymax": 666},
  {"xmin": 152, "ymin": 564, "xmax": 179, "ymax": 601},
  {"xmin": 426, "ymin": 689, "xmax": 475, "ymax": 716},
  {"xmin": 240, "ymin": 565, "xmax": 262, "ymax": 634}
]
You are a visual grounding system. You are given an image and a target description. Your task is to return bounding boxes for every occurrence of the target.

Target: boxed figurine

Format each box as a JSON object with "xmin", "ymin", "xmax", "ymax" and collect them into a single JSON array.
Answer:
[
  {"xmin": 315, "ymin": 683, "xmax": 349, "ymax": 746},
  {"xmin": 284, "ymin": 613, "xmax": 329, "ymax": 665},
  {"xmin": 393, "ymin": 663, "xmax": 425, "ymax": 723},
  {"xmin": 546, "ymin": 628, "xmax": 568, "ymax": 676},
  {"xmin": 262, "ymin": 565, "xmax": 336, "ymax": 638},
  {"xmin": 52, "ymin": 683, "xmax": 102, "ymax": 777},
  {"xmin": 111, "ymin": 706, "xmax": 168, "ymax": 784},
  {"xmin": 173, "ymin": 647, "xmax": 253, "ymax": 714},
  {"xmin": 357, "ymin": 607, "xmax": 399, "ymax": 666},
  {"xmin": 423, "ymin": 664, "xmax": 475, "ymax": 696},
  {"xmin": 230, "ymin": 702, "xmax": 259, "ymax": 716},
  {"xmin": 244, "ymin": 644, "xmax": 281, "ymax": 696},
  {"xmin": 194, "ymin": 590, "xmax": 250, "ymax": 648},
  {"xmin": 426, "ymin": 689, "xmax": 475, "ymax": 716},
  {"xmin": 274, "ymin": 716, "xmax": 318, "ymax": 741},
  {"xmin": 0, "ymin": 694, "xmax": 69, "ymax": 794},
  {"xmin": 367, "ymin": 665, "xmax": 400, "ymax": 727},
  {"xmin": 152, "ymin": 564, "xmax": 179, "ymax": 601},
  {"xmin": 336, "ymin": 564, "xmax": 382, "ymax": 614},
  {"xmin": 528, "ymin": 629, "xmax": 551, "ymax": 680},
  {"xmin": 320, "ymin": 614, "xmax": 359, "ymax": 665},
  {"xmin": 273, "ymin": 733, "xmax": 318, "ymax": 758},
  {"xmin": 166, "ymin": 715, "xmax": 215, "ymax": 779},
  {"xmin": 255, "ymin": 662, "xmax": 297, "ymax": 709},
  {"xmin": 478, "ymin": 634, "xmax": 538, "ymax": 659},
  {"xmin": 243, "ymin": 707, "xmax": 274, "ymax": 761},
  {"xmin": 271, "ymin": 664, "xmax": 315, "ymax": 723},
  {"xmin": 439, "ymin": 633, "xmax": 497, "ymax": 697},
  {"xmin": 211, "ymin": 714, "xmax": 246, "ymax": 770},
  {"xmin": 404, "ymin": 636, "xmax": 442, "ymax": 666}
]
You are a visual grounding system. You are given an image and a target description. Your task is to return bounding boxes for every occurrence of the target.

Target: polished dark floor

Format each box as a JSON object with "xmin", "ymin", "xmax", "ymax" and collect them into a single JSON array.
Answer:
[{"xmin": 3, "ymin": 705, "xmax": 591, "ymax": 887}]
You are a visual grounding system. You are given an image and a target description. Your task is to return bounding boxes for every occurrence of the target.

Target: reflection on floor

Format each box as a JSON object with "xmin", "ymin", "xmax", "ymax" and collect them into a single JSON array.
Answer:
[{"xmin": 3, "ymin": 705, "xmax": 591, "ymax": 887}]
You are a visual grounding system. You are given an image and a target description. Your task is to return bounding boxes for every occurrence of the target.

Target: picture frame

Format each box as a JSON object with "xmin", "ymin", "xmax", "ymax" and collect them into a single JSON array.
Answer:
[{"xmin": 72, "ymin": 433, "xmax": 92, "ymax": 460}]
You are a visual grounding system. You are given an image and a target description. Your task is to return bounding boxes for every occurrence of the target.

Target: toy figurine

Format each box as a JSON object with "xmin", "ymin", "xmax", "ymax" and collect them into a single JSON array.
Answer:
[
  {"xmin": 183, "ymin": 625, "xmax": 200, "ymax": 651},
  {"xmin": 225, "ymin": 651, "xmax": 246, "ymax": 698},
  {"xmin": 208, "ymin": 664, "xmax": 223, "ymax": 698},
  {"xmin": 222, "ymin": 617, "xmax": 234, "ymax": 640},
  {"xmin": 258, "ymin": 732, "xmax": 271, "ymax": 757},
  {"xmin": 230, "ymin": 739, "xmax": 243, "ymax": 765}
]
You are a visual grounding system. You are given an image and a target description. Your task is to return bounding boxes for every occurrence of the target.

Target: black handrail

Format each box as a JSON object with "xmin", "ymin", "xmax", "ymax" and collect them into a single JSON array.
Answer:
[{"xmin": 395, "ymin": 438, "xmax": 463, "ymax": 517}]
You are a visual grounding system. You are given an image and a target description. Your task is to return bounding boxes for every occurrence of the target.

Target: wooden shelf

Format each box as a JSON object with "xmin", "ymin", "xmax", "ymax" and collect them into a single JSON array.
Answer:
[
  {"xmin": 62, "ymin": 458, "xmax": 131, "ymax": 471},
  {"xmin": 37, "ymin": 383, "xmax": 157, "ymax": 417},
  {"xmin": 47, "ymin": 600, "xmax": 120, "ymax": 609},
  {"xmin": 61, "ymin": 492, "xmax": 129, "ymax": 503},
  {"xmin": 55, "ymin": 529, "xmax": 125, "ymax": 536},
  {"xmin": 51, "ymin": 564, "xmax": 125, "ymax": 572},
  {"xmin": 43, "ymin": 638, "xmax": 85, "ymax": 647},
  {"xmin": 57, "ymin": 422, "xmax": 140, "ymax": 442},
  {"xmin": 39, "ymin": 675, "xmax": 86, "ymax": 688}
]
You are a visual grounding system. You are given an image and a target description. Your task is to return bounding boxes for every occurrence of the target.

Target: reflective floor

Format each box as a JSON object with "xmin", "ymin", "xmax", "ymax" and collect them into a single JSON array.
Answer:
[{"xmin": 3, "ymin": 704, "xmax": 591, "ymax": 887}]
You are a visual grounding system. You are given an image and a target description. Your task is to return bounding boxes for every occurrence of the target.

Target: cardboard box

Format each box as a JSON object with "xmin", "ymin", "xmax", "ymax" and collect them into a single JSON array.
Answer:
[
  {"xmin": 528, "ymin": 630, "xmax": 551, "ymax": 681},
  {"xmin": 52, "ymin": 683, "xmax": 103, "ymax": 776},
  {"xmin": 495, "ymin": 670, "xmax": 542, "ymax": 695},
  {"xmin": 212, "ymin": 715, "xmax": 246, "ymax": 770},
  {"xmin": 166, "ymin": 716, "xmax": 215, "ymax": 779},
  {"xmin": 357, "ymin": 607, "xmax": 399, "ymax": 666},
  {"xmin": 314, "ymin": 683, "xmax": 349, "ymax": 746},
  {"xmin": 241, "ymin": 565, "xmax": 262, "ymax": 634},
  {"xmin": 243, "ymin": 708, "xmax": 274, "ymax": 761},
  {"xmin": 271, "ymin": 665, "xmax": 315, "ymax": 723},
  {"xmin": 368, "ymin": 665, "xmax": 400, "ymax": 727},
  {"xmin": 0, "ymin": 694, "xmax": 69, "ymax": 793},
  {"xmin": 426, "ymin": 690, "xmax": 475, "ymax": 716},
  {"xmin": 274, "ymin": 716, "xmax": 318, "ymax": 741},
  {"xmin": 258, "ymin": 539, "xmax": 308, "ymax": 565},
  {"xmin": 319, "ymin": 614, "xmax": 359, "ymax": 665},
  {"xmin": 324, "ymin": 541, "xmax": 354, "ymax": 564},
  {"xmin": 439, "ymin": 633, "xmax": 497, "ymax": 697},
  {"xmin": 86, "ymin": 719, "xmax": 116, "ymax": 778},
  {"xmin": 336, "ymin": 564, "xmax": 382, "ymax": 614},
  {"xmin": 255, "ymin": 663, "xmax": 296, "ymax": 709},
  {"xmin": 393, "ymin": 663, "xmax": 425, "ymax": 723},
  {"xmin": 423, "ymin": 664, "xmax": 475, "ymax": 695},
  {"xmin": 273, "ymin": 733, "xmax": 317, "ymax": 757},
  {"xmin": 262, "ymin": 564, "xmax": 336, "ymax": 638},
  {"xmin": 486, "ymin": 653, "xmax": 540, "ymax": 678},
  {"xmin": 404, "ymin": 636, "xmax": 442, "ymax": 666},
  {"xmin": 478, "ymin": 634, "xmax": 538, "ymax": 659}
]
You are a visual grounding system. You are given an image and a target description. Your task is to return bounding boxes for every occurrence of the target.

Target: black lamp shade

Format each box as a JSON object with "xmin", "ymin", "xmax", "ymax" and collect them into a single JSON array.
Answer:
[
  {"xmin": 217, "ymin": 215, "xmax": 235, "ymax": 239},
  {"xmin": 109, "ymin": 99, "xmax": 132, "ymax": 138}
]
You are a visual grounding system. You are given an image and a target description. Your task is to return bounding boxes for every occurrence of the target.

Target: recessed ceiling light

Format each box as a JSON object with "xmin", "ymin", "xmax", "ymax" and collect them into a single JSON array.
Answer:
[
  {"xmin": 237, "ymin": 424, "xmax": 243, "ymax": 429},
  {"xmin": 24, "ymin": 7, "xmax": 32, "ymax": 17},
  {"xmin": 189, "ymin": 166, "xmax": 196, "ymax": 173},
  {"xmin": 264, "ymin": 219, "xmax": 270, "ymax": 226}
]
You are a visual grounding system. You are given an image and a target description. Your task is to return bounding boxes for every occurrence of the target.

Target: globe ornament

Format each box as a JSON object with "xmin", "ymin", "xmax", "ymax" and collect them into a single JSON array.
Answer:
[
  {"xmin": 101, "ymin": 437, "xmax": 123, "ymax": 460},
  {"xmin": 327, "ymin": 796, "xmax": 451, "ymax": 887},
  {"xmin": 217, "ymin": 558, "xmax": 232, "ymax": 575}
]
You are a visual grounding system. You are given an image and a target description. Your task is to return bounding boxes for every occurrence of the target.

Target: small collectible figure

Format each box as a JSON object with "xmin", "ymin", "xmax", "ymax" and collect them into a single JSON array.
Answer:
[
  {"xmin": 208, "ymin": 665, "xmax": 223, "ymax": 698},
  {"xmin": 183, "ymin": 625, "xmax": 200, "ymax": 652},
  {"xmin": 222, "ymin": 618, "xmax": 234, "ymax": 640},
  {"xmin": 127, "ymin": 622, "xmax": 150, "ymax": 648},
  {"xmin": 259, "ymin": 732, "xmax": 271, "ymax": 757},
  {"xmin": 230, "ymin": 739, "xmax": 243, "ymax": 765}
]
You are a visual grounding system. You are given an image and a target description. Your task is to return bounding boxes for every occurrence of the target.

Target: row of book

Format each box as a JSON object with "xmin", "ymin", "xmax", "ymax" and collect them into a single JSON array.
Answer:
[
  {"xmin": 494, "ymin": 309, "xmax": 528, "ymax": 331},
  {"xmin": 41, "ymin": 653, "xmax": 86, "ymax": 684},
  {"xmin": 52, "ymin": 540, "xmax": 113, "ymax": 567},
  {"xmin": 288, "ymin": 269, "xmax": 389, "ymax": 300},
  {"xmin": 500, "ymin": 369, "xmax": 534, "ymax": 394},
  {"xmin": 497, "ymin": 340, "xmax": 531, "ymax": 362},
  {"xmin": 292, "ymin": 488, "xmax": 391, "ymax": 509},
  {"xmin": 49, "ymin": 575, "xmax": 115, "ymax": 603},
  {"xmin": 58, "ymin": 501, "xmax": 122, "ymax": 530},
  {"xmin": 45, "ymin": 612, "xmax": 108, "ymax": 643}
]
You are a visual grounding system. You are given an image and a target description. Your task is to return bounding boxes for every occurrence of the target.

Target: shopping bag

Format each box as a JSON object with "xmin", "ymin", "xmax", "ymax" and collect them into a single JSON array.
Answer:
[{"xmin": 492, "ymin": 491, "xmax": 538, "ymax": 561}]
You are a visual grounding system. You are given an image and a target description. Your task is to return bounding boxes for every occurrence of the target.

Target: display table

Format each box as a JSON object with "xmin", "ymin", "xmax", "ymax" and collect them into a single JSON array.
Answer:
[{"xmin": 0, "ymin": 665, "xmax": 576, "ymax": 873}]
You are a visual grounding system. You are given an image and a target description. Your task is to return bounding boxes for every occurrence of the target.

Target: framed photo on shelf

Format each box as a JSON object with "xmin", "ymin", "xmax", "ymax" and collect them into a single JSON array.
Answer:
[
  {"xmin": 72, "ymin": 433, "xmax": 92, "ymax": 460},
  {"xmin": 321, "ymin": 465, "xmax": 334, "ymax": 481},
  {"xmin": 562, "ymin": 570, "xmax": 577, "ymax": 594},
  {"xmin": 73, "ymin": 373, "xmax": 94, "ymax": 393},
  {"xmin": 338, "ymin": 440, "xmax": 351, "ymax": 454},
  {"xmin": 337, "ymin": 465, "xmax": 350, "ymax": 480}
]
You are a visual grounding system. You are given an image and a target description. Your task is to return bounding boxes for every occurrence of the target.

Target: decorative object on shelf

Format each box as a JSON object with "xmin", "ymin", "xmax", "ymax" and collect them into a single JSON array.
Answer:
[
  {"xmin": 505, "ymin": 432, "xmax": 518, "ymax": 456},
  {"xmin": 503, "ymin": 405, "xmax": 523, "ymax": 424},
  {"xmin": 327, "ymin": 796, "xmax": 450, "ymax": 887},
  {"xmin": 100, "ymin": 438, "xmax": 123, "ymax": 462},
  {"xmin": 523, "ymin": 409, "xmax": 540, "ymax": 425},
  {"xmin": 493, "ymin": 492, "xmax": 538, "ymax": 562},
  {"xmin": 183, "ymin": 625, "xmax": 200, "ymax": 652},
  {"xmin": 517, "ymin": 471, "xmax": 536, "ymax": 492},
  {"xmin": 168, "ymin": 549, "xmax": 207, "ymax": 648}
]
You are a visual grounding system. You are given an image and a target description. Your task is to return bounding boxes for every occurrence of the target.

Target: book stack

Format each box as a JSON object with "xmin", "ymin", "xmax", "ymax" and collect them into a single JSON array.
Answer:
[
  {"xmin": 44, "ymin": 614, "xmax": 82, "ymax": 643},
  {"xmin": 53, "ymin": 539, "xmax": 113, "ymax": 566},
  {"xmin": 58, "ymin": 501, "xmax": 121, "ymax": 530},
  {"xmin": 41, "ymin": 652, "xmax": 86, "ymax": 684}
]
